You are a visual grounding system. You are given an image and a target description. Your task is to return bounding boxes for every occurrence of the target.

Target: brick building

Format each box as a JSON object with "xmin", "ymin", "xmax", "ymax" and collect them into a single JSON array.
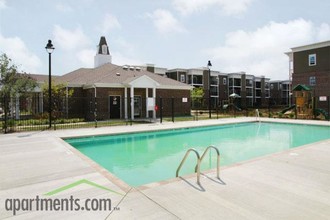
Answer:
[
  {"xmin": 30, "ymin": 36, "xmax": 192, "ymax": 121},
  {"xmin": 165, "ymin": 68, "xmax": 271, "ymax": 109},
  {"xmin": 269, "ymin": 80, "xmax": 292, "ymax": 106},
  {"xmin": 286, "ymin": 41, "xmax": 330, "ymax": 109}
]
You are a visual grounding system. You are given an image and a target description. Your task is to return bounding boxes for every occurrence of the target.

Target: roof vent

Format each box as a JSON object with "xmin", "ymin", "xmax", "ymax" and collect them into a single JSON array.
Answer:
[
  {"xmin": 135, "ymin": 67, "xmax": 141, "ymax": 71},
  {"xmin": 116, "ymin": 72, "xmax": 120, "ymax": 76},
  {"xmin": 129, "ymin": 66, "xmax": 135, "ymax": 71},
  {"xmin": 122, "ymin": 65, "xmax": 128, "ymax": 70}
]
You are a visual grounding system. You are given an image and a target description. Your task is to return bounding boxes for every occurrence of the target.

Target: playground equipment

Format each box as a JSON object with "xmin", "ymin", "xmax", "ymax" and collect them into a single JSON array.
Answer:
[
  {"xmin": 223, "ymin": 93, "xmax": 242, "ymax": 111},
  {"xmin": 281, "ymin": 104, "xmax": 296, "ymax": 114},
  {"xmin": 290, "ymin": 84, "xmax": 328, "ymax": 120},
  {"xmin": 292, "ymin": 84, "xmax": 313, "ymax": 119},
  {"xmin": 315, "ymin": 108, "xmax": 329, "ymax": 120}
]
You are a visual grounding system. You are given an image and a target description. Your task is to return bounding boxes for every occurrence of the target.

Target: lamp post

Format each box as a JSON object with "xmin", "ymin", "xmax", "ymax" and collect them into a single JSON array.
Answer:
[
  {"xmin": 45, "ymin": 40, "xmax": 55, "ymax": 128},
  {"xmin": 207, "ymin": 60, "xmax": 212, "ymax": 118}
]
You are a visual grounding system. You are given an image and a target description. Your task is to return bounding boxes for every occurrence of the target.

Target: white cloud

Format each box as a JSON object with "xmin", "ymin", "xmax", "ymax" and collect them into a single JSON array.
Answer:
[
  {"xmin": 172, "ymin": 0, "xmax": 253, "ymax": 16},
  {"xmin": 98, "ymin": 13, "xmax": 121, "ymax": 35},
  {"xmin": 53, "ymin": 25, "xmax": 91, "ymax": 51},
  {"xmin": 0, "ymin": 0, "xmax": 7, "ymax": 10},
  {"xmin": 0, "ymin": 34, "xmax": 41, "ymax": 73},
  {"xmin": 112, "ymin": 51, "xmax": 143, "ymax": 66},
  {"xmin": 316, "ymin": 23, "xmax": 330, "ymax": 42},
  {"xmin": 52, "ymin": 25, "xmax": 95, "ymax": 69},
  {"xmin": 147, "ymin": 9, "xmax": 186, "ymax": 34},
  {"xmin": 76, "ymin": 49, "xmax": 95, "ymax": 67},
  {"xmin": 204, "ymin": 19, "xmax": 330, "ymax": 80},
  {"xmin": 55, "ymin": 3, "xmax": 73, "ymax": 12}
]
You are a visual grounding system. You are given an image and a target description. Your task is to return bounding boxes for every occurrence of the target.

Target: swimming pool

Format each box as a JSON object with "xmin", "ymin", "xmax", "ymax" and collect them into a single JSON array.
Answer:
[{"xmin": 66, "ymin": 122, "xmax": 330, "ymax": 186}]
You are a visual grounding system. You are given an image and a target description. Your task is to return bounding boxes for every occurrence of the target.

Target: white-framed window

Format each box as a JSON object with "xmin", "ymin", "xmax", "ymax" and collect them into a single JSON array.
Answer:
[
  {"xmin": 180, "ymin": 74, "xmax": 185, "ymax": 83},
  {"xmin": 309, "ymin": 54, "xmax": 316, "ymax": 66},
  {"xmin": 223, "ymin": 78, "xmax": 227, "ymax": 85}
]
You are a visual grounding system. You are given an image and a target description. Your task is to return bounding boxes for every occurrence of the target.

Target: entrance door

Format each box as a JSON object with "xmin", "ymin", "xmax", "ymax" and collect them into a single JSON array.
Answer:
[
  {"xmin": 134, "ymin": 96, "xmax": 141, "ymax": 117},
  {"xmin": 109, "ymin": 96, "xmax": 121, "ymax": 119}
]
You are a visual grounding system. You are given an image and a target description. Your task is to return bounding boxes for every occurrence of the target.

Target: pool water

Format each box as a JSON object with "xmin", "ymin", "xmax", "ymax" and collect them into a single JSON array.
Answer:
[{"xmin": 66, "ymin": 122, "xmax": 330, "ymax": 186}]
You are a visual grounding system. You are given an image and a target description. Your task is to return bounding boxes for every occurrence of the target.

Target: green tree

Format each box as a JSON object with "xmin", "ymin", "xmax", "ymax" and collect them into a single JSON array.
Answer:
[
  {"xmin": 191, "ymin": 87, "xmax": 204, "ymax": 109},
  {"xmin": 42, "ymin": 81, "xmax": 74, "ymax": 119},
  {"xmin": 0, "ymin": 53, "xmax": 37, "ymax": 99},
  {"xmin": 0, "ymin": 53, "xmax": 37, "ymax": 129}
]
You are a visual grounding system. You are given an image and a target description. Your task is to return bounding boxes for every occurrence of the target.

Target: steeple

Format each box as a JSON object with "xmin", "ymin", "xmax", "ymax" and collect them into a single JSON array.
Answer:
[{"xmin": 94, "ymin": 36, "xmax": 112, "ymax": 67}]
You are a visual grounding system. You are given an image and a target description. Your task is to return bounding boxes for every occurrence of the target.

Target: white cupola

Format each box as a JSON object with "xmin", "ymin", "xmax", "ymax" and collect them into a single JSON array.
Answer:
[{"xmin": 94, "ymin": 36, "xmax": 112, "ymax": 68}]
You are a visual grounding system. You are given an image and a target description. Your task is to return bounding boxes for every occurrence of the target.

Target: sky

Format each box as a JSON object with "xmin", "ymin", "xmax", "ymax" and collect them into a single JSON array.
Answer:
[{"xmin": 0, "ymin": 0, "xmax": 329, "ymax": 80}]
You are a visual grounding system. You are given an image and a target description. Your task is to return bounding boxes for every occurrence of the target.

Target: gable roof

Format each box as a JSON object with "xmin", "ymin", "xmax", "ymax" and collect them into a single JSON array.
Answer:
[
  {"xmin": 24, "ymin": 74, "xmax": 60, "ymax": 83},
  {"xmin": 292, "ymin": 84, "xmax": 311, "ymax": 91},
  {"xmin": 59, "ymin": 63, "xmax": 192, "ymax": 90}
]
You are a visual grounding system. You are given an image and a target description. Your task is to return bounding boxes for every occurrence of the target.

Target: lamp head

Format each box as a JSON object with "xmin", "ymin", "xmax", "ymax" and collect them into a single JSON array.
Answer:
[
  {"xmin": 45, "ymin": 40, "xmax": 55, "ymax": 54},
  {"xmin": 207, "ymin": 60, "xmax": 212, "ymax": 68}
]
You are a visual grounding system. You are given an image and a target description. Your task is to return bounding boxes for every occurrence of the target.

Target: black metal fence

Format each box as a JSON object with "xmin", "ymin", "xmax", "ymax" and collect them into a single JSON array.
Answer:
[{"xmin": 1, "ymin": 95, "xmax": 329, "ymax": 133}]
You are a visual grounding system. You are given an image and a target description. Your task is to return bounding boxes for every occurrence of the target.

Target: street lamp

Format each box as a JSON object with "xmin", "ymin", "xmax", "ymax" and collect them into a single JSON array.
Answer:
[
  {"xmin": 207, "ymin": 60, "xmax": 212, "ymax": 118},
  {"xmin": 45, "ymin": 40, "xmax": 55, "ymax": 128}
]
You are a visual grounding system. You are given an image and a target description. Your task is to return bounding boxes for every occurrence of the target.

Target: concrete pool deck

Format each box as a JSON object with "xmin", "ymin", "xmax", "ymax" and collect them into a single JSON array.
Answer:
[{"xmin": 0, "ymin": 117, "xmax": 329, "ymax": 219}]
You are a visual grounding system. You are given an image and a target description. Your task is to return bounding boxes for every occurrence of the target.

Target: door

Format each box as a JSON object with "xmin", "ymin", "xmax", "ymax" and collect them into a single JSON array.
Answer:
[
  {"xmin": 134, "ymin": 96, "xmax": 141, "ymax": 117},
  {"xmin": 109, "ymin": 96, "xmax": 121, "ymax": 119}
]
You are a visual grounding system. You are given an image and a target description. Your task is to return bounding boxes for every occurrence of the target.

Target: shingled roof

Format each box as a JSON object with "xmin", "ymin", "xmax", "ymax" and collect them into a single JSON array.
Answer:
[
  {"xmin": 58, "ymin": 63, "xmax": 192, "ymax": 90},
  {"xmin": 29, "ymin": 74, "xmax": 60, "ymax": 83}
]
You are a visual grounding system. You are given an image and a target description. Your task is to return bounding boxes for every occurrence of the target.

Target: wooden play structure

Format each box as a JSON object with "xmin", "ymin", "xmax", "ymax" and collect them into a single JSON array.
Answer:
[{"xmin": 292, "ymin": 84, "xmax": 313, "ymax": 119}]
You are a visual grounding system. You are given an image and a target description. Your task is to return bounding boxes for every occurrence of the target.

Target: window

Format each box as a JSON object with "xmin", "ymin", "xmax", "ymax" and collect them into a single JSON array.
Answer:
[
  {"xmin": 102, "ymin": 45, "xmax": 108, "ymax": 55},
  {"xmin": 193, "ymin": 75, "xmax": 203, "ymax": 84},
  {"xmin": 223, "ymin": 78, "xmax": 227, "ymax": 85},
  {"xmin": 270, "ymin": 84, "xmax": 274, "ymax": 90},
  {"xmin": 246, "ymin": 88, "xmax": 253, "ymax": 96},
  {"xmin": 309, "ymin": 54, "xmax": 316, "ymax": 66},
  {"xmin": 210, "ymin": 76, "xmax": 218, "ymax": 85},
  {"xmin": 265, "ymin": 82, "xmax": 269, "ymax": 89},
  {"xmin": 180, "ymin": 74, "xmax": 185, "ymax": 83},
  {"xmin": 246, "ymin": 79, "xmax": 253, "ymax": 87},
  {"xmin": 188, "ymin": 75, "xmax": 192, "ymax": 84},
  {"xmin": 229, "ymin": 78, "xmax": 233, "ymax": 86},
  {"xmin": 309, "ymin": 76, "xmax": 316, "ymax": 86},
  {"xmin": 234, "ymin": 78, "xmax": 241, "ymax": 86}
]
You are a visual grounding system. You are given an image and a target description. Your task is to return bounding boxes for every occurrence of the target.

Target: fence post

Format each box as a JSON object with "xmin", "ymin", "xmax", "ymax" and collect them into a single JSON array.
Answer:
[
  {"xmin": 160, "ymin": 97, "xmax": 163, "ymax": 124},
  {"xmin": 4, "ymin": 96, "xmax": 8, "ymax": 134},
  {"xmin": 94, "ymin": 97, "xmax": 98, "ymax": 128},
  {"xmin": 328, "ymin": 96, "xmax": 330, "ymax": 122},
  {"xmin": 216, "ymin": 99, "xmax": 219, "ymax": 119},
  {"xmin": 171, "ymin": 97, "xmax": 174, "ymax": 123}
]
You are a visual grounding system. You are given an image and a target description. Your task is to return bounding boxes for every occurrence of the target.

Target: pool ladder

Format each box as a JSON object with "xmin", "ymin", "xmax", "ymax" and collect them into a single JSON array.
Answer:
[
  {"xmin": 176, "ymin": 146, "xmax": 220, "ymax": 185},
  {"xmin": 256, "ymin": 109, "xmax": 260, "ymax": 121}
]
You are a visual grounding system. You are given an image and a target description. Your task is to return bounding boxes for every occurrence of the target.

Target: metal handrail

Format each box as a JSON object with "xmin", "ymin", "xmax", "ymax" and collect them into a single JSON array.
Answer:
[
  {"xmin": 256, "ymin": 109, "xmax": 260, "ymax": 121},
  {"xmin": 176, "ymin": 148, "xmax": 201, "ymax": 185},
  {"xmin": 196, "ymin": 145, "xmax": 220, "ymax": 179}
]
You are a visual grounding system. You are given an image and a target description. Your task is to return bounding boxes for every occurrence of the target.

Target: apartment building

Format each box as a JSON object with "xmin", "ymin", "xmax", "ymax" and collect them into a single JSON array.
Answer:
[
  {"xmin": 163, "ymin": 68, "xmax": 271, "ymax": 109},
  {"xmin": 270, "ymin": 80, "xmax": 292, "ymax": 106},
  {"xmin": 286, "ymin": 40, "xmax": 330, "ymax": 109}
]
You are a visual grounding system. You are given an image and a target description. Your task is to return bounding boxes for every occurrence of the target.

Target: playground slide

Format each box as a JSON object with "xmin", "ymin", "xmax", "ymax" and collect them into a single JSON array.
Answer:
[
  {"xmin": 314, "ymin": 108, "xmax": 329, "ymax": 120},
  {"xmin": 232, "ymin": 104, "xmax": 242, "ymax": 111},
  {"xmin": 222, "ymin": 104, "xmax": 241, "ymax": 111},
  {"xmin": 281, "ymin": 105, "xmax": 296, "ymax": 114}
]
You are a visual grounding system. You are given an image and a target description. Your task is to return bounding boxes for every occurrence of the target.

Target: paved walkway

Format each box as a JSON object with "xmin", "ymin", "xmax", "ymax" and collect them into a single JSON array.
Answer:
[{"xmin": 0, "ymin": 118, "xmax": 329, "ymax": 219}]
